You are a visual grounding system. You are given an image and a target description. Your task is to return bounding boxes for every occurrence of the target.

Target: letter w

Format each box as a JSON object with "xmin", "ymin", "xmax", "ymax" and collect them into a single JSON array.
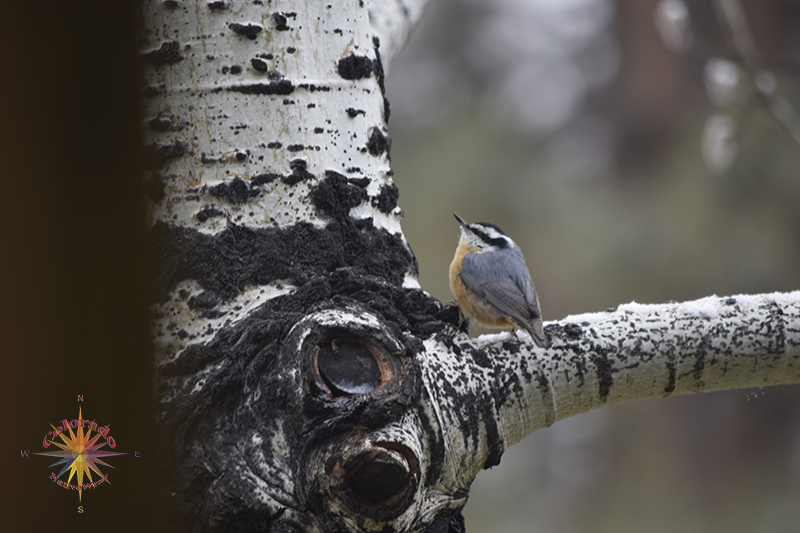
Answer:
[{"xmin": 20, "ymin": 450, "xmax": 29, "ymax": 457}]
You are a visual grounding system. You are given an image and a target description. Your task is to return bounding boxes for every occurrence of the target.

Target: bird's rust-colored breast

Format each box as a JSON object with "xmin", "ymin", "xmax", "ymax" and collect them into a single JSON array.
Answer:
[
  {"xmin": 449, "ymin": 242, "xmax": 472, "ymax": 302},
  {"xmin": 449, "ymin": 243, "xmax": 512, "ymax": 329}
]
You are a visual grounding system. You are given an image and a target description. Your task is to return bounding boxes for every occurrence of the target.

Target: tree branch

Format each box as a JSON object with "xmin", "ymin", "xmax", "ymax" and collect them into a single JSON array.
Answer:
[{"xmin": 423, "ymin": 292, "xmax": 800, "ymax": 487}]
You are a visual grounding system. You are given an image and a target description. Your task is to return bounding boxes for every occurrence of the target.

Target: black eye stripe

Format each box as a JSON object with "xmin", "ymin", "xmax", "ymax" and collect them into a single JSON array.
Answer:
[
  {"xmin": 474, "ymin": 222, "xmax": 506, "ymax": 236},
  {"xmin": 470, "ymin": 226, "xmax": 509, "ymax": 249}
]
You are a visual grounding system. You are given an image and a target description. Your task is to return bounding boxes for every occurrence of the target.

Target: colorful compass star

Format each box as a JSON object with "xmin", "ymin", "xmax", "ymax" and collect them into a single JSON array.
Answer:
[{"xmin": 34, "ymin": 408, "xmax": 126, "ymax": 501}]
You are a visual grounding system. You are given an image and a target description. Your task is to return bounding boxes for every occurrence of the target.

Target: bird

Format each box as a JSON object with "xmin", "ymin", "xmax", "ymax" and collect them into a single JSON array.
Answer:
[{"xmin": 449, "ymin": 212, "xmax": 549, "ymax": 348}]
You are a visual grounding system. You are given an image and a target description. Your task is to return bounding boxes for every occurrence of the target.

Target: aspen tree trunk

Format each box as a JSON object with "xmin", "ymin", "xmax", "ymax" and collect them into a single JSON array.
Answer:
[{"xmin": 141, "ymin": 2, "xmax": 800, "ymax": 532}]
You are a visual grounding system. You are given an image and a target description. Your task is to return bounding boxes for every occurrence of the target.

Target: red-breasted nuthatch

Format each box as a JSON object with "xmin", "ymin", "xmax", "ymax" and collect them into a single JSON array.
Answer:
[{"xmin": 449, "ymin": 212, "xmax": 549, "ymax": 348}]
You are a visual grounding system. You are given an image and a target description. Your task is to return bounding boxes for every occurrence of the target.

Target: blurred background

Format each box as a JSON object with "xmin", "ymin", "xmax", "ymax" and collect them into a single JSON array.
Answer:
[{"xmin": 385, "ymin": 0, "xmax": 800, "ymax": 531}]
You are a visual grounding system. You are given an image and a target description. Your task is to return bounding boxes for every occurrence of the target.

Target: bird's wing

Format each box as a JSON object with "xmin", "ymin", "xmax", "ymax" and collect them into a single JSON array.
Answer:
[
  {"xmin": 518, "ymin": 275, "xmax": 547, "ymax": 346},
  {"xmin": 460, "ymin": 248, "xmax": 540, "ymax": 326},
  {"xmin": 460, "ymin": 248, "xmax": 548, "ymax": 347}
]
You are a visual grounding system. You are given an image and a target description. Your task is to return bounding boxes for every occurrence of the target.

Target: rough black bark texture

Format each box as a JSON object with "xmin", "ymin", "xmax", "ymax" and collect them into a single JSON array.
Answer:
[{"xmin": 153, "ymin": 151, "xmax": 471, "ymax": 532}]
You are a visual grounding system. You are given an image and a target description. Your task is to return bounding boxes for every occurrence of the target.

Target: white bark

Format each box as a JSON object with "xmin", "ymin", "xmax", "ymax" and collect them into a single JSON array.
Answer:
[{"xmin": 141, "ymin": 0, "xmax": 427, "ymax": 369}]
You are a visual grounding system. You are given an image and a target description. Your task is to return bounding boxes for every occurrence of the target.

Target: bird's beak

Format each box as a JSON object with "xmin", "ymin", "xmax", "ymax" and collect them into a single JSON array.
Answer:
[{"xmin": 453, "ymin": 212, "xmax": 468, "ymax": 228}]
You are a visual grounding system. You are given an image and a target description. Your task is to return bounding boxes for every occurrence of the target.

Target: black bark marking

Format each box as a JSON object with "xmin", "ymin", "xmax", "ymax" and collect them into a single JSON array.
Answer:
[
  {"xmin": 591, "ymin": 350, "xmax": 614, "ymax": 401},
  {"xmin": 229, "ymin": 23, "xmax": 262, "ymax": 40},
  {"xmin": 372, "ymin": 182, "xmax": 399, "ymax": 214},
  {"xmin": 141, "ymin": 41, "xmax": 184, "ymax": 66},
  {"xmin": 418, "ymin": 407, "xmax": 446, "ymax": 485},
  {"xmin": 424, "ymin": 514, "xmax": 466, "ymax": 533},
  {"xmin": 272, "ymin": 12, "xmax": 290, "ymax": 31},
  {"xmin": 349, "ymin": 177, "xmax": 370, "ymax": 188},
  {"xmin": 194, "ymin": 205, "xmax": 224, "ymax": 222},
  {"xmin": 762, "ymin": 300, "xmax": 787, "ymax": 355},
  {"xmin": 366, "ymin": 127, "xmax": 391, "ymax": 158},
  {"xmin": 372, "ymin": 36, "xmax": 390, "ymax": 121},
  {"xmin": 150, "ymin": 217, "xmax": 418, "ymax": 304},
  {"xmin": 251, "ymin": 173, "xmax": 281, "ymax": 186},
  {"xmin": 533, "ymin": 368, "xmax": 556, "ymax": 427},
  {"xmin": 693, "ymin": 343, "xmax": 707, "ymax": 380},
  {"xmin": 200, "ymin": 152, "xmax": 218, "ymax": 164},
  {"xmin": 468, "ymin": 347, "xmax": 492, "ymax": 369},
  {"xmin": 143, "ymin": 139, "xmax": 190, "ymax": 169},
  {"xmin": 311, "ymin": 170, "xmax": 368, "ymax": 219},
  {"xmin": 250, "ymin": 57, "xmax": 268, "ymax": 72},
  {"xmin": 229, "ymin": 80, "xmax": 295, "ymax": 95},
  {"xmin": 337, "ymin": 54, "xmax": 373, "ymax": 80},
  {"xmin": 283, "ymin": 159, "xmax": 314, "ymax": 185},
  {"xmin": 564, "ymin": 323, "xmax": 583, "ymax": 339},
  {"xmin": 148, "ymin": 112, "xmax": 188, "ymax": 132},
  {"xmin": 298, "ymin": 83, "xmax": 331, "ymax": 92},
  {"xmin": 482, "ymin": 413, "xmax": 504, "ymax": 469},
  {"xmin": 187, "ymin": 290, "xmax": 224, "ymax": 318},
  {"xmin": 208, "ymin": 177, "xmax": 261, "ymax": 204}
]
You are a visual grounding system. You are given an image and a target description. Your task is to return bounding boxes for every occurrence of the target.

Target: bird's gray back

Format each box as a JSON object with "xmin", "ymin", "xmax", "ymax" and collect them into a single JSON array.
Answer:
[
  {"xmin": 462, "ymin": 246, "xmax": 530, "ymax": 294},
  {"xmin": 460, "ymin": 247, "xmax": 539, "ymax": 321}
]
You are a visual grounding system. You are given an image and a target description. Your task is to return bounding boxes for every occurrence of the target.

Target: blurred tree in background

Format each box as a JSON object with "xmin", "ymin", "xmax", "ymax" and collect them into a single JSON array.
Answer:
[{"xmin": 386, "ymin": 0, "xmax": 800, "ymax": 531}]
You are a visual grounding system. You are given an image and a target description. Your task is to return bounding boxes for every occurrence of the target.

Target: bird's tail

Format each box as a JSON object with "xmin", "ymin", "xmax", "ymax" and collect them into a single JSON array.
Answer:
[{"xmin": 522, "ymin": 318, "xmax": 549, "ymax": 348}]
